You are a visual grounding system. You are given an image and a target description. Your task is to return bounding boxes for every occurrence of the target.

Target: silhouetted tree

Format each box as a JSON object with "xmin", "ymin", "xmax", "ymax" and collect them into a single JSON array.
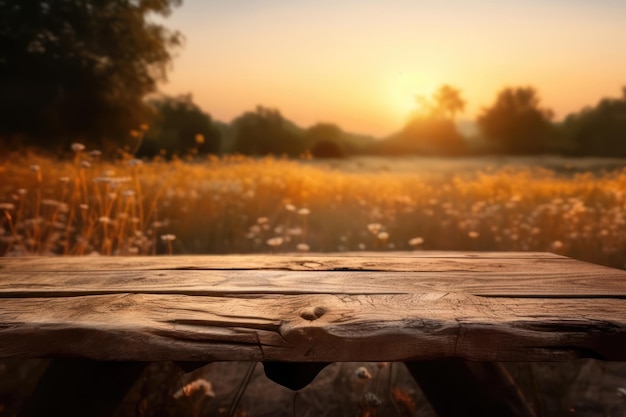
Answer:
[
  {"xmin": 477, "ymin": 86, "xmax": 554, "ymax": 154},
  {"xmin": 232, "ymin": 106, "xmax": 304, "ymax": 156},
  {"xmin": 0, "ymin": 0, "xmax": 183, "ymax": 150},
  {"xmin": 137, "ymin": 94, "xmax": 221, "ymax": 158},
  {"xmin": 304, "ymin": 123, "xmax": 346, "ymax": 158},
  {"xmin": 561, "ymin": 87, "xmax": 626, "ymax": 156},
  {"xmin": 383, "ymin": 84, "xmax": 467, "ymax": 155},
  {"xmin": 432, "ymin": 84, "xmax": 466, "ymax": 120}
]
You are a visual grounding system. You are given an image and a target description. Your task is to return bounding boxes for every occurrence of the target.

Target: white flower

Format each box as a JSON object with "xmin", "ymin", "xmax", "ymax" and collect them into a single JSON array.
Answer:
[
  {"xmin": 71, "ymin": 143, "xmax": 85, "ymax": 152},
  {"xmin": 266, "ymin": 237, "xmax": 284, "ymax": 247},
  {"xmin": 367, "ymin": 223, "xmax": 382, "ymax": 234},
  {"xmin": 355, "ymin": 366, "xmax": 372, "ymax": 380}
]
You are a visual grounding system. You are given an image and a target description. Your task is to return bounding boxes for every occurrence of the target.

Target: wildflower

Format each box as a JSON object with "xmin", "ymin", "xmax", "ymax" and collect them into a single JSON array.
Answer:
[
  {"xmin": 29, "ymin": 164, "xmax": 40, "ymax": 172},
  {"xmin": 298, "ymin": 208, "xmax": 310, "ymax": 216},
  {"xmin": 297, "ymin": 243, "xmax": 310, "ymax": 252},
  {"xmin": 257, "ymin": 217, "xmax": 269, "ymax": 225},
  {"xmin": 287, "ymin": 227, "xmax": 303, "ymax": 236},
  {"xmin": 468, "ymin": 231, "xmax": 480, "ymax": 239},
  {"xmin": 367, "ymin": 223, "xmax": 382, "ymax": 234},
  {"xmin": 140, "ymin": 123, "xmax": 149, "ymax": 131},
  {"xmin": 409, "ymin": 237, "xmax": 424, "ymax": 246},
  {"xmin": 364, "ymin": 392, "xmax": 382, "ymax": 408},
  {"xmin": 79, "ymin": 204, "xmax": 89, "ymax": 210},
  {"xmin": 358, "ymin": 243, "xmax": 366, "ymax": 250},
  {"xmin": 128, "ymin": 159, "xmax": 142, "ymax": 167},
  {"xmin": 355, "ymin": 366, "xmax": 372, "ymax": 380},
  {"xmin": 194, "ymin": 134, "xmax": 205, "ymax": 144},
  {"xmin": 99, "ymin": 216, "xmax": 112, "ymax": 224},
  {"xmin": 88, "ymin": 150, "xmax": 102, "ymax": 157},
  {"xmin": 81, "ymin": 160, "xmax": 91, "ymax": 169},
  {"xmin": 129, "ymin": 129, "xmax": 141, "ymax": 138},
  {"xmin": 285, "ymin": 203, "xmax": 296, "ymax": 211},
  {"xmin": 393, "ymin": 387, "xmax": 416, "ymax": 413},
  {"xmin": 122, "ymin": 190, "xmax": 135, "ymax": 198},
  {"xmin": 173, "ymin": 379, "xmax": 215, "ymax": 399},
  {"xmin": 266, "ymin": 237, "xmax": 284, "ymax": 247},
  {"xmin": 0, "ymin": 203, "xmax": 15, "ymax": 210},
  {"xmin": 93, "ymin": 177, "xmax": 112, "ymax": 184},
  {"xmin": 71, "ymin": 143, "xmax": 85, "ymax": 152},
  {"xmin": 42, "ymin": 199, "xmax": 62, "ymax": 207},
  {"xmin": 59, "ymin": 176, "xmax": 70, "ymax": 183},
  {"xmin": 377, "ymin": 231, "xmax": 389, "ymax": 241},
  {"xmin": 551, "ymin": 240, "xmax": 564, "ymax": 250},
  {"xmin": 161, "ymin": 234, "xmax": 176, "ymax": 241}
]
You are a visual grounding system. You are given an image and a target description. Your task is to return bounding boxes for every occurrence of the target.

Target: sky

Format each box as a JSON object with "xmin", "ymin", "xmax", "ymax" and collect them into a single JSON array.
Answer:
[{"xmin": 157, "ymin": 0, "xmax": 626, "ymax": 137}]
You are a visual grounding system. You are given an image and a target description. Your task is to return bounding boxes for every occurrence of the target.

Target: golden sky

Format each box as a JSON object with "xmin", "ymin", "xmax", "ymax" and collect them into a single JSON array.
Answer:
[{"xmin": 158, "ymin": 0, "xmax": 626, "ymax": 137}]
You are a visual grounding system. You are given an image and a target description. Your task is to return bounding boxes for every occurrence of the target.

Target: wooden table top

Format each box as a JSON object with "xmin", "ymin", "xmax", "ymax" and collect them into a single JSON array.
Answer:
[{"xmin": 1, "ymin": 252, "xmax": 626, "ymax": 362}]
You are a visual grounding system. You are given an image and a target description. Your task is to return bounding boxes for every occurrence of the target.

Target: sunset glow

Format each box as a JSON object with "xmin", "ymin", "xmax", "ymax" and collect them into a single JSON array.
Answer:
[{"xmin": 158, "ymin": 0, "xmax": 626, "ymax": 136}]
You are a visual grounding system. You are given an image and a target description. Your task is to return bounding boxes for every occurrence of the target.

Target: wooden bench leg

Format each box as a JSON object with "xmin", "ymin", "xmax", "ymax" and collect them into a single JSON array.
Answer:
[
  {"xmin": 18, "ymin": 359, "xmax": 147, "ymax": 417},
  {"xmin": 405, "ymin": 359, "xmax": 536, "ymax": 417}
]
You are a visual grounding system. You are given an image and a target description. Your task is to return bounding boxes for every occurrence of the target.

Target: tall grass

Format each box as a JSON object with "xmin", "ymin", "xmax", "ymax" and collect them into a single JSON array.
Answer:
[{"xmin": 1, "ymin": 147, "xmax": 626, "ymax": 268}]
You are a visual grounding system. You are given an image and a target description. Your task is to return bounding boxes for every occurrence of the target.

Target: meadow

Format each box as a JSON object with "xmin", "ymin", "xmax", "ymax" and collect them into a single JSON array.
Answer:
[
  {"xmin": 3, "ymin": 149, "xmax": 626, "ymax": 416},
  {"xmin": 2, "ymin": 149, "xmax": 626, "ymax": 270}
]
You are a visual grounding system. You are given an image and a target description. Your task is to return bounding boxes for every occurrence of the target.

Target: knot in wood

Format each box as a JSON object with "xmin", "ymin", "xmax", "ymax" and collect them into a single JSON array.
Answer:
[{"xmin": 300, "ymin": 306, "xmax": 327, "ymax": 321}]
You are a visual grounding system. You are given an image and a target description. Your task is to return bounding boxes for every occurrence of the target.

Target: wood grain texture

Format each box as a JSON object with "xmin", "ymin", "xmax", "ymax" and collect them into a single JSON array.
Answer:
[{"xmin": 1, "ymin": 252, "xmax": 626, "ymax": 362}]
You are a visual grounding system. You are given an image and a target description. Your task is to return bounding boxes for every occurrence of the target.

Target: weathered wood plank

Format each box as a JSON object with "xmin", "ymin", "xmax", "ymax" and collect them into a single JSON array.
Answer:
[
  {"xmin": 2, "ymin": 253, "xmax": 626, "ymax": 364},
  {"xmin": 0, "ymin": 252, "xmax": 567, "ymax": 272},
  {"xmin": 2, "ymin": 266, "xmax": 626, "ymax": 297},
  {"xmin": 2, "ymin": 292, "xmax": 626, "ymax": 361}
]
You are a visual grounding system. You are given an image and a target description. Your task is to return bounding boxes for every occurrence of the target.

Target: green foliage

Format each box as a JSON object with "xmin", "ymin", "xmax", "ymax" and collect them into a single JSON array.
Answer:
[
  {"xmin": 232, "ymin": 106, "xmax": 305, "ymax": 156},
  {"xmin": 477, "ymin": 86, "xmax": 554, "ymax": 154},
  {"xmin": 561, "ymin": 87, "xmax": 626, "ymax": 157},
  {"xmin": 139, "ymin": 94, "xmax": 221, "ymax": 157},
  {"xmin": 0, "ymin": 0, "xmax": 183, "ymax": 150}
]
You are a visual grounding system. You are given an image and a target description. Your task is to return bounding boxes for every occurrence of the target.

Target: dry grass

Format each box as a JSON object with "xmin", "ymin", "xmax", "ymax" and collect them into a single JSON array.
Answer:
[
  {"xmin": 3, "ymin": 148, "xmax": 626, "ymax": 416},
  {"xmin": 2, "ymin": 149, "xmax": 626, "ymax": 269}
]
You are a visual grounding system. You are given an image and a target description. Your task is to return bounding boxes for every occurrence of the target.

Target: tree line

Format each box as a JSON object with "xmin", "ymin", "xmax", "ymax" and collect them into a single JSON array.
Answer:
[{"xmin": 2, "ymin": 0, "xmax": 625, "ymax": 158}]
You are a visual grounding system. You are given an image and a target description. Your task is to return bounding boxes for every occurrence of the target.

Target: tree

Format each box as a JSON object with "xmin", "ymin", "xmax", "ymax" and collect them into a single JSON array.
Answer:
[
  {"xmin": 232, "ymin": 106, "xmax": 304, "ymax": 156},
  {"xmin": 304, "ymin": 123, "xmax": 346, "ymax": 158},
  {"xmin": 477, "ymin": 86, "xmax": 554, "ymax": 154},
  {"xmin": 432, "ymin": 84, "xmax": 466, "ymax": 120},
  {"xmin": 0, "ymin": 0, "xmax": 183, "ymax": 150},
  {"xmin": 137, "ymin": 94, "xmax": 221, "ymax": 158},
  {"xmin": 386, "ymin": 84, "xmax": 467, "ymax": 156},
  {"xmin": 560, "ymin": 87, "xmax": 626, "ymax": 156}
]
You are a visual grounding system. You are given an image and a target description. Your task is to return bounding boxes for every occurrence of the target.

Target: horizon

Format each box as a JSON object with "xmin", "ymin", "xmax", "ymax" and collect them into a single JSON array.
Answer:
[{"xmin": 156, "ymin": 0, "xmax": 626, "ymax": 137}]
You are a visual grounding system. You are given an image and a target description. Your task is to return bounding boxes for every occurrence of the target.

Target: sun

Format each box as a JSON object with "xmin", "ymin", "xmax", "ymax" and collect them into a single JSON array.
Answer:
[{"xmin": 386, "ymin": 71, "xmax": 437, "ymax": 122}]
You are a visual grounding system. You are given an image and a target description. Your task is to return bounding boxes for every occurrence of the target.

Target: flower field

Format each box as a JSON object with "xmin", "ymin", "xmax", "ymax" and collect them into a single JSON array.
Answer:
[
  {"xmin": 3, "ymin": 150, "xmax": 626, "ymax": 416},
  {"xmin": 2, "ymin": 150, "xmax": 626, "ymax": 269}
]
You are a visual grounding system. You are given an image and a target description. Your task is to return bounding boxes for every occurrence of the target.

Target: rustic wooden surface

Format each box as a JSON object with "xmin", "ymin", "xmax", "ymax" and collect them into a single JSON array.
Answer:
[{"xmin": 2, "ymin": 252, "xmax": 626, "ymax": 362}]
